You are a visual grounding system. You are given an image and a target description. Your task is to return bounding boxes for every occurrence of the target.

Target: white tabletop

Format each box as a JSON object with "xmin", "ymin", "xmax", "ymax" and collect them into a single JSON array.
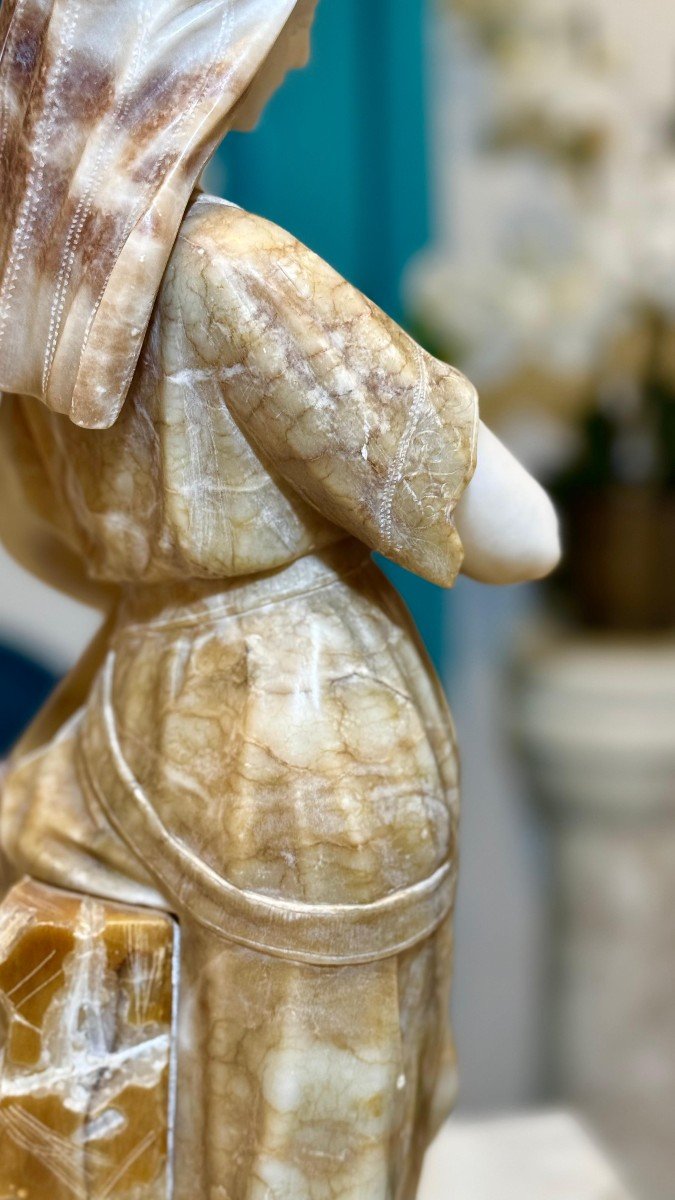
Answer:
[{"xmin": 419, "ymin": 1112, "xmax": 633, "ymax": 1200}]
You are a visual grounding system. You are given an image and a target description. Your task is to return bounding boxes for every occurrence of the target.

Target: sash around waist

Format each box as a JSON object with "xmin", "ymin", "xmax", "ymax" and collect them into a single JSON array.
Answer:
[
  {"xmin": 78, "ymin": 653, "xmax": 457, "ymax": 966},
  {"xmin": 114, "ymin": 539, "xmax": 371, "ymax": 633}
]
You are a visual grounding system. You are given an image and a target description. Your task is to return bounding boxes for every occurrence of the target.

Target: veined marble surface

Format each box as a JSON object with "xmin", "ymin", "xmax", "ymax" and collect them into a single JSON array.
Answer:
[
  {"xmin": 0, "ymin": 878, "xmax": 176, "ymax": 1199},
  {"xmin": 0, "ymin": 1, "xmax": 556, "ymax": 1196},
  {"xmin": 0, "ymin": 76, "xmax": 478, "ymax": 1200}
]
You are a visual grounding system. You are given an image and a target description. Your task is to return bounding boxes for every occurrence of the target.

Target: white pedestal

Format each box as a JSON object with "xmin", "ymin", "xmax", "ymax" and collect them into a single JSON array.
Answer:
[
  {"xmin": 419, "ymin": 1113, "xmax": 632, "ymax": 1200},
  {"xmin": 516, "ymin": 634, "xmax": 675, "ymax": 1200}
]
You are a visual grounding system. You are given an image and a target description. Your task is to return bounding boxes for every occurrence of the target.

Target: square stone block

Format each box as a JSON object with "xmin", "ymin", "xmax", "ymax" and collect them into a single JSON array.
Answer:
[{"xmin": 0, "ymin": 878, "xmax": 177, "ymax": 1200}]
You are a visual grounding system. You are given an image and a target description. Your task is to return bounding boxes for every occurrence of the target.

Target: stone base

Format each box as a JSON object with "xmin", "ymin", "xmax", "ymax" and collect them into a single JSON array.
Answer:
[
  {"xmin": 420, "ymin": 1112, "xmax": 633, "ymax": 1200},
  {"xmin": 0, "ymin": 878, "xmax": 177, "ymax": 1199}
]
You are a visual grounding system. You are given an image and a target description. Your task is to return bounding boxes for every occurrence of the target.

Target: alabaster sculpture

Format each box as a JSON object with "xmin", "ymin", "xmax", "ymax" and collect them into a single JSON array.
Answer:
[{"xmin": 0, "ymin": 1, "xmax": 559, "ymax": 1196}]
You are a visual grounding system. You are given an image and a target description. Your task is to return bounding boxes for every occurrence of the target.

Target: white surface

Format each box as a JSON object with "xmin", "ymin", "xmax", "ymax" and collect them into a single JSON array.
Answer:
[
  {"xmin": 455, "ymin": 422, "xmax": 561, "ymax": 586},
  {"xmin": 420, "ymin": 1113, "xmax": 632, "ymax": 1200}
]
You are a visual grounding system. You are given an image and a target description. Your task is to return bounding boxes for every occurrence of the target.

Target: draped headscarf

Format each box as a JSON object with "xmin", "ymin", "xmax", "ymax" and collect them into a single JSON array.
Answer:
[{"xmin": 0, "ymin": 0, "xmax": 317, "ymax": 427}]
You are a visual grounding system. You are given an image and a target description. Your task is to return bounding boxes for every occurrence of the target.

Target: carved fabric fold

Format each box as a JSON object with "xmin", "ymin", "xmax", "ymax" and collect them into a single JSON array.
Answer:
[
  {"xmin": 73, "ymin": 547, "xmax": 461, "ymax": 934},
  {"xmin": 170, "ymin": 912, "xmax": 457, "ymax": 1199},
  {"xmin": 79, "ymin": 650, "xmax": 458, "ymax": 965},
  {"xmin": 0, "ymin": 0, "xmax": 316, "ymax": 428},
  {"xmin": 0, "ymin": 196, "xmax": 479, "ymax": 589}
]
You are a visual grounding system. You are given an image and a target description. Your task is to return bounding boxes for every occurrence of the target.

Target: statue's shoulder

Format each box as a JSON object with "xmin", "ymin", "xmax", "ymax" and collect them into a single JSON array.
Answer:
[
  {"xmin": 176, "ymin": 194, "xmax": 300, "ymax": 267},
  {"xmin": 168, "ymin": 192, "xmax": 346, "ymax": 335}
]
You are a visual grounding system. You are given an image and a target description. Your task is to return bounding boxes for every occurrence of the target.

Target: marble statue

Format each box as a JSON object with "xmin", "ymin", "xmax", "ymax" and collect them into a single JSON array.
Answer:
[{"xmin": 0, "ymin": 1, "xmax": 559, "ymax": 1196}]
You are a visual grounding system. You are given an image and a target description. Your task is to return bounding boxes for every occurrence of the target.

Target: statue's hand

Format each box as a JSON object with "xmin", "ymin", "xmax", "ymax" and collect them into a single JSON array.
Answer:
[{"xmin": 454, "ymin": 421, "xmax": 561, "ymax": 585}]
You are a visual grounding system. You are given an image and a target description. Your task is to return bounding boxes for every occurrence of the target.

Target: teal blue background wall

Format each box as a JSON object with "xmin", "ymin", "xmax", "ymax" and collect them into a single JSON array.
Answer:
[{"xmin": 212, "ymin": 0, "xmax": 448, "ymax": 667}]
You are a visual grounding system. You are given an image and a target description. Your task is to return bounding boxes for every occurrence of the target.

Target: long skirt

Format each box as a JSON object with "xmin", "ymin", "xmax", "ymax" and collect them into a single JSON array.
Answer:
[{"xmin": 0, "ymin": 543, "xmax": 460, "ymax": 1199}]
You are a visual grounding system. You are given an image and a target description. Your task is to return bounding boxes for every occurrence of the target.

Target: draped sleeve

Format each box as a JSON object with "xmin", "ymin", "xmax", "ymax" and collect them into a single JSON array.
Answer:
[{"xmin": 177, "ymin": 199, "xmax": 479, "ymax": 587}]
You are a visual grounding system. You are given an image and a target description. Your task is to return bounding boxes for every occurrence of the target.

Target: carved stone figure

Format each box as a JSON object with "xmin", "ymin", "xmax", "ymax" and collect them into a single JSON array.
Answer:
[{"xmin": 0, "ymin": 2, "xmax": 559, "ymax": 1196}]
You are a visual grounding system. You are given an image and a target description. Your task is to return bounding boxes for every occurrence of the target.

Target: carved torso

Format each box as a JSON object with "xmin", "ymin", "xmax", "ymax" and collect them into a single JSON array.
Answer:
[{"xmin": 1, "ymin": 194, "xmax": 476, "ymax": 918}]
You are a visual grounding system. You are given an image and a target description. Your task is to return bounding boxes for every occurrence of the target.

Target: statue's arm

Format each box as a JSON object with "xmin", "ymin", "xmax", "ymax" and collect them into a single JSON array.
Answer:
[
  {"xmin": 178, "ymin": 204, "xmax": 475, "ymax": 587},
  {"xmin": 177, "ymin": 201, "xmax": 559, "ymax": 587}
]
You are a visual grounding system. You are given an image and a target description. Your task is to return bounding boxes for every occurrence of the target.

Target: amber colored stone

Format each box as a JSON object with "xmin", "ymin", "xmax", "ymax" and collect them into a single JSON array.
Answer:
[
  {"xmin": 0, "ymin": 11, "xmax": 479, "ymax": 1191},
  {"xmin": 0, "ymin": 878, "xmax": 176, "ymax": 1199}
]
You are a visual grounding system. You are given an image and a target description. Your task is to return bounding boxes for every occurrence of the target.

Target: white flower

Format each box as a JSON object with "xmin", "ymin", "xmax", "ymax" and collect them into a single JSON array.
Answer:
[
  {"xmin": 628, "ymin": 161, "xmax": 675, "ymax": 316},
  {"xmin": 406, "ymin": 248, "xmax": 621, "ymax": 389}
]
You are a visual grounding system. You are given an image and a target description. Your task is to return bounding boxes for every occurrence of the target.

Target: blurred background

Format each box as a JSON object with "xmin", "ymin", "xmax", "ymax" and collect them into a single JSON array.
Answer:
[{"xmin": 1, "ymin": 2, "xmax": 675, "ymax": 1197}]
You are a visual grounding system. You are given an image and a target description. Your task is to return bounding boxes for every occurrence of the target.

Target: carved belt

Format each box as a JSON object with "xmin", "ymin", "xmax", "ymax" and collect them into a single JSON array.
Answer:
[{"xmin": 78, "ymin": 653, "xmax": 457, "ymax": 967}]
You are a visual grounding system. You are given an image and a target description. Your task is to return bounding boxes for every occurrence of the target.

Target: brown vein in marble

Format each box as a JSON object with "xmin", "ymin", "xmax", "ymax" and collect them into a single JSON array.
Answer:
[
  {"xmin": 0, "ymin": 0, "xmax": 314, "ymax": 427},
  {"xmin": 0, "ymin": 72, "xmax": 478, "ymax": 1199}
]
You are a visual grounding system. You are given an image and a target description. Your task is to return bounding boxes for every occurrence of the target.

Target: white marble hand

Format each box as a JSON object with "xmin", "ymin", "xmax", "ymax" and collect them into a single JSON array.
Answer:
[{"xmin": 455, "ymin": 421, "xmax": 561, "ymax": 585}]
